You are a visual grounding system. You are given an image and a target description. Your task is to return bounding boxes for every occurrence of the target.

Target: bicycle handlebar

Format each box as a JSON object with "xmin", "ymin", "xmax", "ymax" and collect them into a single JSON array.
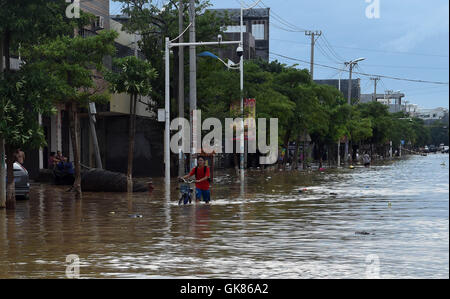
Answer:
[{"xmin": 179, "ymin": 177, "xmax": 195, "ymax": 184}]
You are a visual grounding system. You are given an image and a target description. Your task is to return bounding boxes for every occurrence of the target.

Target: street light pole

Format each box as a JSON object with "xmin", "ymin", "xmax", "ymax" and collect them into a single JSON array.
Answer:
[
  {"xmin": 189, "ymin": 0, "xmax": 197, "ymax": 171},
  {"xmin": 239, "ymin": 0, "xmax": 262, "ymax": 180},
  {"xmin": 344, "ymin": 57, "xmax": 365, "ymax": 163},
  {"xmin": 239, "ymin": 6, "xmax": 245, "ymax": 180},
  {"xmin": 165, "ymin": 38, "xmax": 241, "ymax": 186},
  {"xmin": 165, "ymin": 37, "xmax": 171, "ymax": 184}
]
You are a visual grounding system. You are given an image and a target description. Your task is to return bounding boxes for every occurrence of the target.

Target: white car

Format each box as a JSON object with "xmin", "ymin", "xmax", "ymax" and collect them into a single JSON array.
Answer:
[{"xmin": 5, "ymin": 162, "xmax": 30, "ymax": 199}]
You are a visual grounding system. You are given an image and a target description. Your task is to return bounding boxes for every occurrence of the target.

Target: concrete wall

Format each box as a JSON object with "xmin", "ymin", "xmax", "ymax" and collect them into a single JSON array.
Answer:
[
  {"xmin": 109, "ymin": 93, "xmax": 156, "ymax": 119},
  {"xmin": 315, "ymin": 79, "xmax": 361, "ymax": 102},
  {"xmin": 94, "ymin": 115, "xmax": 165, "ymax": 177}
]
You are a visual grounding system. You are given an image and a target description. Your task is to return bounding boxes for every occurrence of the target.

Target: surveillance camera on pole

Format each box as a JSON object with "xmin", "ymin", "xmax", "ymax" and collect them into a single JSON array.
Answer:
[{"xmin": 236, "ymin": 45, "xmax": 244, "ymax": 58}]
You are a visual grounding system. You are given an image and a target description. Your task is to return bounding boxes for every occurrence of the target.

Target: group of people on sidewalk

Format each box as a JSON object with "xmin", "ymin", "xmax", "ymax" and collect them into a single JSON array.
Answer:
[{"xmin": 48, "ymin": 151, "xmax": 74, "ymax": 184}]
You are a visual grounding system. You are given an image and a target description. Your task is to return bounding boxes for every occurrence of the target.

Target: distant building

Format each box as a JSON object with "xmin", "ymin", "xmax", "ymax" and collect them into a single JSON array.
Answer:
[
  {"xmin": 208, "ymin": 8, "xmax": 270, "ymax": 62},
  {"xmin": 314, "ymin": 79, "xmax": 361, "ymax": 102},
  {"xmin": 360, "ymin": 92, "xmax": 407, "ymax": 114},
  {"xmin": 417, "ymin": 107, "xmax": 449, "ymax": 125}
]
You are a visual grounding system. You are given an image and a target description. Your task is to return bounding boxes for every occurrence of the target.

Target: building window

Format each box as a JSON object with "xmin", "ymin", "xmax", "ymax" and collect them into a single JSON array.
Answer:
[{"xmin": 252, "ymin": 23, "xmax": 265, "ymax": 40}]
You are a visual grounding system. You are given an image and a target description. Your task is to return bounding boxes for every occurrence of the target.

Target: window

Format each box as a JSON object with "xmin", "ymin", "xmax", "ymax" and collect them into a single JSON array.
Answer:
[{"xmin": 252, "ymin": 23, "xmax": 265, "ymax": 40}]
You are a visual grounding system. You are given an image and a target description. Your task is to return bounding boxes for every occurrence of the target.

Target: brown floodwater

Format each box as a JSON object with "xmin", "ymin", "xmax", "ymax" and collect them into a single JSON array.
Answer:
[{"xmin": 0, "ymin": 154, "xmax": 448, "ymax": 278}]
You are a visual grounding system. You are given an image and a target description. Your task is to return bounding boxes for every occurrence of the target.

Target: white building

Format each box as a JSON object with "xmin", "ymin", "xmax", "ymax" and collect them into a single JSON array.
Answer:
[{"xmin": 416, "ymin": 107, "xmax": 448, "ymax": 121}]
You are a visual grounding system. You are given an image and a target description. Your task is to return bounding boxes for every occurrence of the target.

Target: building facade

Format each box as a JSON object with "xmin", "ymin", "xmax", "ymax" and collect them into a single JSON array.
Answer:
[
  {"xmin": 314, "ymin": 79, "xmax": 361, "ymax": 102},
  {"xmin": 208, "ymin": 8, "xmax": 270, "ymax": 62}
]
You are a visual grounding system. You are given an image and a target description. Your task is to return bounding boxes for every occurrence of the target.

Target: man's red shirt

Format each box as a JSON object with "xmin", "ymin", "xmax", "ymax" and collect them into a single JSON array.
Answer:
[{"xmin": 189, "ymin": 166, "xmax": 210, "ymax": 190}]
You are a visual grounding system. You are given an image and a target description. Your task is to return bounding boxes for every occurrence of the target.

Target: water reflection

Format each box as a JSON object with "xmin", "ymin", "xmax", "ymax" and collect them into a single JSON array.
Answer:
[{"xmin": 0, "ymin": 154, "xmax": 448, "ymax": 278}]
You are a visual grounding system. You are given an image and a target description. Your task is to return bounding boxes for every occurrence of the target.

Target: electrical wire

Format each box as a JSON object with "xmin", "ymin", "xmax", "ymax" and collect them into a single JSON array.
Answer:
[{"xmin": 270, "ymin": 52, "xmax": 449, "ymax": 85}]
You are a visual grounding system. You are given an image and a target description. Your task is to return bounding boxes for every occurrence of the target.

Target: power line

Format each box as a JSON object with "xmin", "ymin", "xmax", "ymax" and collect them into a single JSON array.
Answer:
[
  {"xmin": 270, "ymin": 52, "xmax": 450, "ymax": 85},
  {"xmin": 321, "ymin": 34, "xmax": 346, "ymax": 63},
  {"xmin": 271, "ymin": 38, "xmax": 449, "ymax": 59},
  {"xmin": 316, "ymin": 38, "xmax": 343, "ymax": 64},
  {"xmin": 259, "ymin": 0, "xmax": 307, "ymax": 32}
]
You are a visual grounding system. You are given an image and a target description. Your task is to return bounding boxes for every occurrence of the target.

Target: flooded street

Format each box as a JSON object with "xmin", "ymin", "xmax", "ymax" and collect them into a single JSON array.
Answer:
[{"xmin": 0, "ymin": 154, "xmax": 448, "ymax": 279}]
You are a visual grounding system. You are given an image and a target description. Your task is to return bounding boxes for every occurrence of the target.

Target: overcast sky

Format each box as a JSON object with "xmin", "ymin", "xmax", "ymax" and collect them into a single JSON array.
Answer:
[{"xmin": 110, "ymin": 0, "xmax": 449, "ymax": 109}]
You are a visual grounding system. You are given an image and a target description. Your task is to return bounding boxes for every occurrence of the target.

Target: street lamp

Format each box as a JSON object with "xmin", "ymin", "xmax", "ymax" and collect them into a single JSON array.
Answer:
[
  {"xmin": 344, "ymin": 57, "xmax": 365, "ymax": 163},
  {"xmin": 164, "ymin": 39, "xmax": 241, "ymax": 185},
  {"xmin": 344, "ymin": 57, "xmax": 365, "ymax": 105},
  {"xmin": 238, "ymin": 0, "xmax": 262, "ymax": 180},
  {"xmin": 198, "ymin": 51, "xmax": 240, "ymax": 70}
]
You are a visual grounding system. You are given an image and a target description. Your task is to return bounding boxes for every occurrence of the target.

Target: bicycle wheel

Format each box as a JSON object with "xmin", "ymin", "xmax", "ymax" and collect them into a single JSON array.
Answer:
[{"xmin": 183, "ymin": 194, "xmax": 190, "ymax": 205}]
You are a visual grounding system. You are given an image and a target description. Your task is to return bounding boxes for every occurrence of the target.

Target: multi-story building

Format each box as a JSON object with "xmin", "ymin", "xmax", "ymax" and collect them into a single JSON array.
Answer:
[
  {"xmin": 417, "ymin": 107, "xmax": 449, "ymax": 123},
  {"xmin": 314, "ymin": 79, "xmax": 361, "ymax": 102},
  {"xmin": 207, "ymin": 8, "xmax": 270, "ymax": 62},
  {"xmin": 360, "ymin": 92, "xmax": 406, "ymax": 113}
]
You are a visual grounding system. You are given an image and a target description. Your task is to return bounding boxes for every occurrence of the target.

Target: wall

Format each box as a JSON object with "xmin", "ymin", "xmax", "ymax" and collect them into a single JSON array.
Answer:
[{"xmin": 98, "ymin": 116, "xmax": 165, "ymax": 177}]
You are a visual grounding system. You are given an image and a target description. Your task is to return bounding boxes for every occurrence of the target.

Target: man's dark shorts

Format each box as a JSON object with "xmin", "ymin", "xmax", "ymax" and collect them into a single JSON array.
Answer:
[{"xmin": 196, "ymin": 188, "xmax": 211, "ymax": 203}]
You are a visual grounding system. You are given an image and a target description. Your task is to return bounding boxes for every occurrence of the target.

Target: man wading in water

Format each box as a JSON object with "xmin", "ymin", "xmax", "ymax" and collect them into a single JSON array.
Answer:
[{"xmin": 180, "ymin": 156, "xmax": 211, "ymax": 204}]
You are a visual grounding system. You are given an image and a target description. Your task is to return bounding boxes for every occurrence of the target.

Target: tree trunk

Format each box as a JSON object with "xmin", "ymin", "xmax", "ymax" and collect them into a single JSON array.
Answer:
[
  {"xmin": 68, "ymin": 102, "xmax": 82, "ymax": 198},
  {"xmin": 292, "ymin": 134, "xmax": 301, "ymax": 170},
  {"xmin": 3, "ymin": 31, "xmax": 14, "ymax": 209},
  {"xmin": 318, "ymin": 144, "xmax": 323, "ymax": 169},
  {"xmin": 233, "ymin": 153, "xmax": 239, "ymax": 176},
  {"xmin": 0, "ymin": 139, "xmax": 6, "ymax": 209},
  {"xmin": 303, "ymin": 140, "xmax": 307, "ymax": 169},
  {"xmin": 5, "ymin": 144, "xmax": 15, "ymax": 209},
  {"xmin": 281, "ymin": 128, "xmax": 291, "ymax": 169},
  {"xmin": 337, "ymin": 140, "xmax": 341, "ymax": 168},
  {"xmin": 127, "ymin": 94, "xmax": 138, "ymax": 193}
]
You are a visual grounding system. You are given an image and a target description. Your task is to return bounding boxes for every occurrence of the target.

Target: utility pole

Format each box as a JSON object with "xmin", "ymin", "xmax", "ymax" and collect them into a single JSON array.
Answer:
[
  {"xmin": 239, "ymin": 4, "xmax": 245, "ymax": 180},
  {"xmin": 88, "ymin": 103, "xmax": 102, "ymax": 169},
  {"xmin": 370, "ymin": 77, "xmax": 380, "ymax": 102},
  {"xmin": 189, "ymin": 0, "xmax": 197, "ymax": 170},
  {"xmin": 344, "ymin": 58, "xmax": 365, "ymax": 163},
  {"xmin": 0, "ymin": 36, "xmax": 6, "ymax": 208},
  {"xmin": 305, "ymin": 30, "xmax": 322, "ymax": 80},
  {"xmin": 178, "ymin": 0, "xmax": 185, "ymax": 176},
  {"xmin": 345, "ymin": 62, "xmax": 354, "ymax": 163},
  {"xmin": 165, "ymin": 40, "xmax": 241, "ymax": 186}
]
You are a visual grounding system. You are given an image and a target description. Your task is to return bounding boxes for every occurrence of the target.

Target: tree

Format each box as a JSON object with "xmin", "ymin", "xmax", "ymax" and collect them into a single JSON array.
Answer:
[
  {"xmin": 0, "ymin": 0, "xmax": 91, "ymax": 208},
  {"xmin": 24, "ymin": 31, "xmax": 118, "ymax": 198},
  {"xmin": 0, "ymin": 67, "xmax": 56, "ymax": 208},
  {"xmin": 113, "ymin": 0, "xmax": 226, "ymax": 109},
  {"xmin": 357, "ymin": 102, "xmax": 392, "ymax": 155},
  {"xmin": 106, "ymin": 56, "xmax": 157, "ymax": 192}
]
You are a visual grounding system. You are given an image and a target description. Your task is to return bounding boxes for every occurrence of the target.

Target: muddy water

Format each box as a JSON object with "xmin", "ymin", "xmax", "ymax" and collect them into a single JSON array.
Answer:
[{"xmin": 0, "ymin": 154, "xmax": 448, "ymax": 278}]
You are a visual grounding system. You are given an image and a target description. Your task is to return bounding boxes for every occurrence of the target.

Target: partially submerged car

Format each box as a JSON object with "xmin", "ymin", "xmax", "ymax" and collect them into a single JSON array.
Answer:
[{"xmin": 5, "ymin": 162, "xmax": 30, "ymax": 199}]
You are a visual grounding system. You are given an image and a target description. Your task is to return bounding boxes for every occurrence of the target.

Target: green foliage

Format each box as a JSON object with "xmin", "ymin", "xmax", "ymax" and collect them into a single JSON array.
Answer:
[
  {"xmin": 357, "ymin": 102, "xmax": 392, "ymax": 145},
  {"xmin": 106, "ymin": 56, "xmax": 158, "ymax": 97},
  {"xmin": 0, "ymin": 69, "xmax": 56, "ymax": 149},
  {"xmin": 112, "ymin": 0, "xmax": 227, "ymax": 107},
  {"xmin": 0, "ymin": 0, "xmax": 93, "ymax": 151},
  {"xmin": 429, "ymin": 121, "xmax": 448, "ymax": 146},
  {"xmin": 23, "ymin": 30, "xmax": 119, "ymax": 107},
  {"xmin": 0, "ymin": 0, "xmax": 93, "ymax": 52}
]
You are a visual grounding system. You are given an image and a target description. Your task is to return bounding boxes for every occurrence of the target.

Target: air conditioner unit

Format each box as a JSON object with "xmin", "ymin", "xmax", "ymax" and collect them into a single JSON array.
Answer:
[{"xmin": 94, "ymin": 16, "xmax": 105, "ymax": 29}]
